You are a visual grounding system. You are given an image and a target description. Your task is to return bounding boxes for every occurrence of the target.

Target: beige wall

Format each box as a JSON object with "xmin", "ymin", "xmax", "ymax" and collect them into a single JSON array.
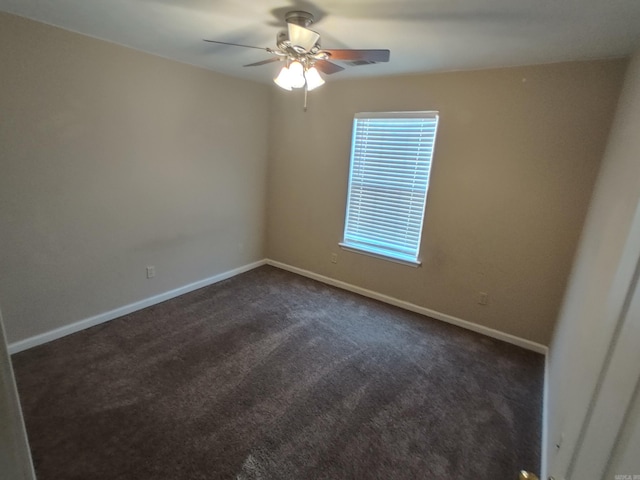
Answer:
[
  {"xmin": 546, "ymin": 50, "xmax": 640, "ymax": 479},
  {"xmin": 0, "ymin": 11, "xmax": 628, "ymax": 349},
  {"xmin": 0, "ymin": 13, "xmax": 270, "ymax": 344},
  {"xmin": 266, "ymin": 60, "xmax": 626, "ymax": 345}
]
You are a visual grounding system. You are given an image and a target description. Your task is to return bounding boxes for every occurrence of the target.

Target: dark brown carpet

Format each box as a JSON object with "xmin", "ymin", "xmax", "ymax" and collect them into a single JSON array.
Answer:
[{"xmin": 12, "ymin": 265, "xmax": 543, "ymax": 479}]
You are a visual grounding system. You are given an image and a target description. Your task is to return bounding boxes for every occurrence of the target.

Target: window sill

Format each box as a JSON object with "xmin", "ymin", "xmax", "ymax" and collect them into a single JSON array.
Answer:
[{"xmin": 339, "ymin": 243, "xmax": 421, "ymax": 268}]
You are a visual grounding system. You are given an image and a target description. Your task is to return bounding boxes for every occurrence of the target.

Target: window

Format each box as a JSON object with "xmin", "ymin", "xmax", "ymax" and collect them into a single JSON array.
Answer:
[{"xmin": 340, "ymin": 111, "xmax": 439, "ymax": 266}]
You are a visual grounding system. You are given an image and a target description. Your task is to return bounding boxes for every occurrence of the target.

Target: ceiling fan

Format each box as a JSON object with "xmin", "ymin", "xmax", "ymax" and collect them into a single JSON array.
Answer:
[{"xmin": 204, "ymin": 10, "xmax": 390, "ymax": 100}]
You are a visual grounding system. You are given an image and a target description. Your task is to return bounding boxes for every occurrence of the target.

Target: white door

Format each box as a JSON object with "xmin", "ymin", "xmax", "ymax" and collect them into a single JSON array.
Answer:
[
  {"xmin": 0, "ymin": 308, "xmax": 36, "ymax": 480},
  {"xmin": 568, "ymin": 257, "xmax": 640, "ymax": 479}
]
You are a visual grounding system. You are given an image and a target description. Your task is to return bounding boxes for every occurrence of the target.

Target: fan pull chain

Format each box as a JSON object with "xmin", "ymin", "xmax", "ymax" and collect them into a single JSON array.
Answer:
[{"xmin": 304, "ymin": 84, "xmax": 308, "ymax": 112}]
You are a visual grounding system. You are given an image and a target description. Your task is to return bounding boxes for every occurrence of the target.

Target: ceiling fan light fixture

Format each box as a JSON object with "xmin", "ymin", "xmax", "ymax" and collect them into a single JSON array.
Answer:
[
  {"xmin": 304, "ymin": 66, "xmax": 325, "ymax": 91},
  {"xmin": 205, "ymin": 10, "xmax": 390, "ymax": 101},
  {"xmin": 274, "ymin": 65, "xmax": 293, "ymax": 90}
]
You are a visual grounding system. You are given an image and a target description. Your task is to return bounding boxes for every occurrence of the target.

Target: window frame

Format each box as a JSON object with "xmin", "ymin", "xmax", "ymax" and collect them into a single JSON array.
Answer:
[{"xmin": 340, "ymin": 111, "xmax": 439, "ymax": 267}]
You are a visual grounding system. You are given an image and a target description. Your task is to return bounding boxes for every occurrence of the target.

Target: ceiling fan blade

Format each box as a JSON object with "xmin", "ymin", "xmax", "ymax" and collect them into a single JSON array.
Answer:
[
  {"xmin": 324, "ymin": 49, "xmax": 391, "ymax": 62},
  {"xmin": 288, "ymin": 23, "xmax": 320, "ymax": 51},
  {"xmin": 314, "ymin": 60, "xmax": 345, "ymax": 75},
  {"xmin": 203, "ymin": 39, "xmax": 269, "ymax": 51},
  {"xmin": 243, "ymin": 58, "xmax": 280, "ymax": 67}
]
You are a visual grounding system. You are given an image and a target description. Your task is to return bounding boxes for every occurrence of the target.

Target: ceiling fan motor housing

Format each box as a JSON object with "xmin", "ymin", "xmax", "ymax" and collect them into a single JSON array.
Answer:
[
  {"xmin": 285, "ymin": 11, "xmax": 315, "ymax": 28},
  {"xmin": 278, "ymin": 12, "xmax": 322, "ymax": 55}
]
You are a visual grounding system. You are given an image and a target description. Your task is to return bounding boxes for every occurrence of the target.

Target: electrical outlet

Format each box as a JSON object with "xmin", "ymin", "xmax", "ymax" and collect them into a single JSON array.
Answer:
[
  {"xmin": 146, "ymin": 266, "xmax": 155, "ymax": 279},
  {"xmin": 478, "ymin": 292, "xmax": 488, "ymax": 305},
  {"xmin": 331, "ymin": 253, "xmax": 338, "ymax": 264}
]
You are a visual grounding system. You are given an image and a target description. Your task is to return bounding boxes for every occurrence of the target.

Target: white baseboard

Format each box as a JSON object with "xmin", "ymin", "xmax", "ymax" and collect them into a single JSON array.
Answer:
[
  {"xmin": 8, "ymin": 259, "xmax": 267, "ymax": 355},
  {"xmin": 10, "ymin": 257, "xmax": 548, "ymax": 357},
  {"xmin": 266, "ymin": 259, "xmax": 548, "ymax": 355}
]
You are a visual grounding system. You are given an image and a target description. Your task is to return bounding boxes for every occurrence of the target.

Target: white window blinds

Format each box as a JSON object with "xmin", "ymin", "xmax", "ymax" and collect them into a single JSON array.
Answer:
[{"xmin": 341, "ymin": 111, "xmax": 439, "ymax": 265}]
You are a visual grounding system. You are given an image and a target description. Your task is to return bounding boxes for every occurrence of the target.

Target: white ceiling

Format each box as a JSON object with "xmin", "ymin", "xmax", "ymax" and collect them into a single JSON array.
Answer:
[{"xmin": 2, "ymin": 0, "xmax": 640, "ymax": 84}]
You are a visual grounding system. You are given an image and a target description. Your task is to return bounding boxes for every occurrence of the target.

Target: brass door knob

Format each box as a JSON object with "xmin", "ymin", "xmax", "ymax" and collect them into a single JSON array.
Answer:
[{"xmin": 519, "ymin": 471, "xmax": 540, "ymax": 480}]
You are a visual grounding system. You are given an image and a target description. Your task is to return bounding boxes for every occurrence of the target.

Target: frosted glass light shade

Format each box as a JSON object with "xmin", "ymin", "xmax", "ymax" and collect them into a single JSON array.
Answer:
[
  {"xmin": 274, "ymin": 66, "xmax": 292, "ymax": 90},
  {"xmin": 288, "ymin": 61, "xmax": 305, "ymax": 88},
  {"xmin": 305, "ymin": 66, "xmax": 325, "ymax": 91}
]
